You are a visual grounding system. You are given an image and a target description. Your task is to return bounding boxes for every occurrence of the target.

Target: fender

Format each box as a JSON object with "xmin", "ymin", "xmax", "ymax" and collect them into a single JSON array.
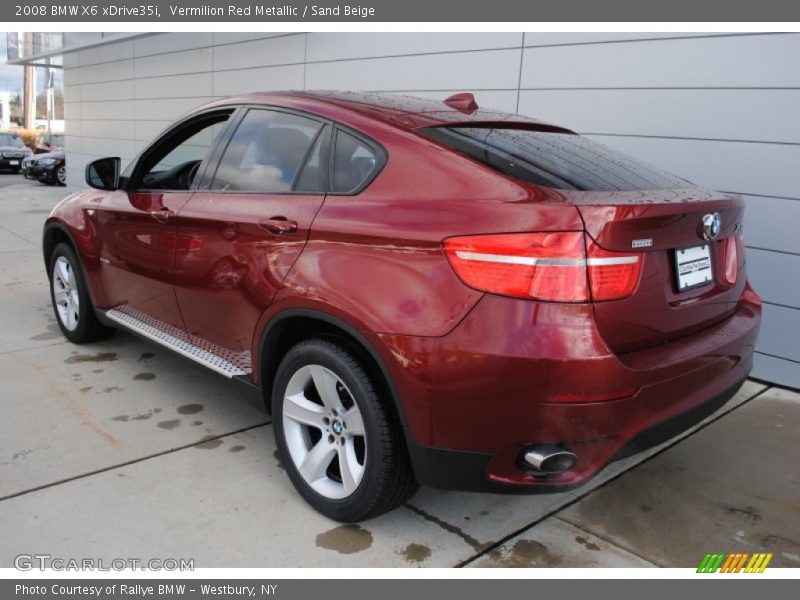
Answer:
[
  {"xmin": 254, "ymin": 304, "xmax": 443, "ymax": 483},
  {"xmin": 43, "ymin": 217, "xmax": 109, "ymax": 308},
  {"xmin": 255, "ymin": 303, "xmax": 414, "ymax": 428}
]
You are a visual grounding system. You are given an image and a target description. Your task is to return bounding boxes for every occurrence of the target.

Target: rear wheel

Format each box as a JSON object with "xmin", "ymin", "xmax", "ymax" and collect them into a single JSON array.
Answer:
[
  {"xmin": 49, "ymin": 242, "xmax": 113, "ymax": 343},
  {"xmin": 272, "ymin": 337, "xmax": 417, "ymax": 521}
]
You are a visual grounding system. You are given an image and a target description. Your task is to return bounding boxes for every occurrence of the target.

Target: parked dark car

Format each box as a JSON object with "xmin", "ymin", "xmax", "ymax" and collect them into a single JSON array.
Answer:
[
  {"xmin": 33, "ymin": 132, "xmax": 65, "ymax": 154},
  {"xmin": 0, "ymin": 131, "xmax": 32, "ymax": 173},
  {"xmin": 24, "ymin": 151, "xmax": 65, "ymax": 185},
  {"xmin": 43, "ymin": 91, "xmax": 761, "ymax": 521}
]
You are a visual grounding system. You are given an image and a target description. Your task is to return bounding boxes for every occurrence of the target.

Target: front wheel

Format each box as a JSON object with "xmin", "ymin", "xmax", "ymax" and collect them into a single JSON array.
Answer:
[
  {"xmin": 56, "ymin": 165, "xmax": 66, "ymax": 186},
  {"xmin": 272, "ymin": 338, "xmax": 417, "ymax": 521},
  {"xmin": 49, "ymin": 243, "xmax": 113, "ymax": 343}
]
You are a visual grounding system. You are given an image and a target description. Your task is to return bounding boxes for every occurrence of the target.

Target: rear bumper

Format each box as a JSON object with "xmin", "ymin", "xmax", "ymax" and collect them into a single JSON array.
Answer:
[
  {"xmin": 379, "ymin": 289, "xmax": 761, "ymax": 492},
  {"xmin": 406, "ymin": 376, "xmax": 748, "ymax": 493},
  {"xmin": 0, "ymin": 157, "xmax": 24, "ymax": 169}
]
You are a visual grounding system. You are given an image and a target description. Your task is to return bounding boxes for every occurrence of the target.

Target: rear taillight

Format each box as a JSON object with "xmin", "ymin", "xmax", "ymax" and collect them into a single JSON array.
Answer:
[
  {"xmin": 723, "ymin": 235, "xmax": 739, "ymax": 286},
  {"xmin": 586, "ymin": 238, "xmax": 644, "ymax": 301},
  {"xmin": 443, "ymin": 232, "xmax": 588, "ymax": 302},
  {"xmin": 443, "ymin": 232, "xmax": 642, "ymax": 302}
]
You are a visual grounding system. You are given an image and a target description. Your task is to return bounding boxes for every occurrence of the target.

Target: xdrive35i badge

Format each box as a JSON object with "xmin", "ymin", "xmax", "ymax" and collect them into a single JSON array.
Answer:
[{"xmin": 701, "ymin": 212, "xmax": 722, "ymax": 240}]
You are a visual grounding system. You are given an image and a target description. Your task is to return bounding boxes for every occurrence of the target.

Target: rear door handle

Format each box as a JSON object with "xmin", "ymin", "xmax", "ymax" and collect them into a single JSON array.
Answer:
[
  {"xmin": 258, "ymin": 218, "xmax": 298, "ymax": 235},
  {"xmin": 150, "ymin": 208, "xmax": 174, "ymax": 223}
]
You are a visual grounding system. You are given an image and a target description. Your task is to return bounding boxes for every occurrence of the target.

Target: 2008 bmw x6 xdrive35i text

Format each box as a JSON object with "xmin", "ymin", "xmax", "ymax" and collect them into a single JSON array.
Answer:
[{"xmin": 43, "ymin": 92, "xmax": 761, "ymax": 521}]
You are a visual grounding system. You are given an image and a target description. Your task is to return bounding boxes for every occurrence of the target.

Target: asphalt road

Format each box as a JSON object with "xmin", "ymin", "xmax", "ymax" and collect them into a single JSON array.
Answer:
[{"xmin": 0, "ymin": 179, "xmax": 797, "ymax": 568}]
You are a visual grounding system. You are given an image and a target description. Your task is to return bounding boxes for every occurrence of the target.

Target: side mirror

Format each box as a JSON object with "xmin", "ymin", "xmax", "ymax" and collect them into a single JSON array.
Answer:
[{"xmin": 85, "ymin": 157, "xmax": 121, "ymax": 191}]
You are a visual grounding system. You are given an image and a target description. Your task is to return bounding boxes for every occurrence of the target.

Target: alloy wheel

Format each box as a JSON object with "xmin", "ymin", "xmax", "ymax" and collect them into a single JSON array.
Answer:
[
  {"xmin": 57, "ymin": 166, "xmax": 66, "ymax": 185},
  {"xmin": 52, "ymin": 256, "xmax": 80, "ymax": 331},
  {"xmin": 282, "ymin": 364, "xmax": 366, "ymax": 500}
]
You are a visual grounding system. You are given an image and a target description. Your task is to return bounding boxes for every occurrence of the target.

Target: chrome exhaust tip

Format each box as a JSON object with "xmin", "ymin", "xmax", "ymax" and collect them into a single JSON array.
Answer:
[{"xmin": 521, "ymin": 444, "xmax": 577, "ymax": 476}]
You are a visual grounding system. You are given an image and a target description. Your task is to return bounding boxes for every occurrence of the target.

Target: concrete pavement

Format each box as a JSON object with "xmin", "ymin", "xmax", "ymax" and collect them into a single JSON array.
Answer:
[{"xmin": 0, "ymin": 175, "xmax": 796, "ymax": 568}]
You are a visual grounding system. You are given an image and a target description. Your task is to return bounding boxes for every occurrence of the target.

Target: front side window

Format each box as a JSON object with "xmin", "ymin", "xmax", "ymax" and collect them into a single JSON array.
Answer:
[
  {"xmin": 211, "ymin": 109, "xmax": 323, "ymax": 193},
  {"xmin": 331, "ymin": 130, "xmax": 379, "ymax": 193},
  {"xmin": 136, "ymin": 111, "xmax": 231, "ymax": 191}
]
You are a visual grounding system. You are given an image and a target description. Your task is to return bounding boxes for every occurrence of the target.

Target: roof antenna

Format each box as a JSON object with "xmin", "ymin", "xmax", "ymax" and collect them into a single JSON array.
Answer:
[{"xmin": 444, "ymin": 92, "xmax": 479, "ymax": 114}]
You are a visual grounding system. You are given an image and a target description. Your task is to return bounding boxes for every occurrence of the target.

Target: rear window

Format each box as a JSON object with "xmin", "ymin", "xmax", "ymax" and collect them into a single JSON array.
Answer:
[{"xmin": 420, "ymin": 126, "xmax": 689, "ymax": 191}]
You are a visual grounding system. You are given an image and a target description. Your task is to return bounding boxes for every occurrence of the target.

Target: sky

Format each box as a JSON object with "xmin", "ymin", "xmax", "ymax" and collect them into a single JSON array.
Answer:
[{"xmin": 0, "ymin": 31, "xmax": 64, "ymax": 95}]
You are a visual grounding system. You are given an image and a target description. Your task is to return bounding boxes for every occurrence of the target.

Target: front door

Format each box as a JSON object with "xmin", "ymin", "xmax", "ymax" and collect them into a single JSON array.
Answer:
[
  {"xmin": 174, "ymin": 108, "xmax": 330, "ymax": 354},
  {"xmin": 96, "ymin": 189, "xmax": 192, "ymax": 330},
  {"xmin": 96, "ymin": 109, "xmax": 234, "ymax": 330}
]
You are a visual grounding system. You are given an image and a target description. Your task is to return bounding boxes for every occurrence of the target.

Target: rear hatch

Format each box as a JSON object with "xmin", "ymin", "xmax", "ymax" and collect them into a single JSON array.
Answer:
[
  {"xmin": 570, "ymin": 188, "xmax": 745, "ymax": 353},
  {"xmin": 421, "ymin": 124, "xmax": 747, "ymax": 354}
]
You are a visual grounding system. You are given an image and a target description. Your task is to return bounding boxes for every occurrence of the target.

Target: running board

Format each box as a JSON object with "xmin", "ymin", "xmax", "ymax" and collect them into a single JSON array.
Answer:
[{"xmin": 105, "ymin": 306, "xmax": 252, "ymax": 378}]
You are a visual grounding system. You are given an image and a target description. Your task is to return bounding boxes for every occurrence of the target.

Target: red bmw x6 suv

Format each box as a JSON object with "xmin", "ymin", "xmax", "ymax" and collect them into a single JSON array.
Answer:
[{"xmin": 44, "ymin": 91, "xmax": 761, "ymax": 521}]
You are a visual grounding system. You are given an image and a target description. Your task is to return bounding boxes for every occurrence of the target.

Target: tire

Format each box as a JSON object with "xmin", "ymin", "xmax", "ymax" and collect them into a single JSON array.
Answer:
[
  {"xmin": 272, "ymin": 337, "xmax": 417, "ymax": 521},
  {"xmin": 48, "ymin": 242, "xmax": 113, "ymax": 343},
  {"xmin": 56, "ymin": 166, "xmax": 66, "ymax": 186}
]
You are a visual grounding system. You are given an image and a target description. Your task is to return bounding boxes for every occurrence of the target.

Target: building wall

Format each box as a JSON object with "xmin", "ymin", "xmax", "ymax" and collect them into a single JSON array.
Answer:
[{"xmin": 61, "ymin": 32, "xmax": 800, "ymax": 388}]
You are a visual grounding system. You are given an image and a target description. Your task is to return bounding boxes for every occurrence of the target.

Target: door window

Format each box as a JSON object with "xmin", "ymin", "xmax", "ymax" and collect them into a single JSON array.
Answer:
[
  {"xmin": 293, "ymin": 128, "xmax": 328, "ymax": 193},
  {"xmin": 135, "ymin": 111, "xmax": 231, "ymax": 191},
  {"xmin": 211, "ymin": 109, "xmax": 323, "ymax": 193}
]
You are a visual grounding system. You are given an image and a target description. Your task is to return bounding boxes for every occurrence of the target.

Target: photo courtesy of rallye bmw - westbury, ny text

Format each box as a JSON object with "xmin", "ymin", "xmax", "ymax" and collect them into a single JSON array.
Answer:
[{"xmin": 15, "ymin": 584, "xmax": 278, "ymax": 597}]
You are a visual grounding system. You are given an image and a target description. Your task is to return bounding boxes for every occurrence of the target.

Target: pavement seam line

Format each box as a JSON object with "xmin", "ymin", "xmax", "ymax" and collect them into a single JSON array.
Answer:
[
  {"xmin": 0, "ymin": 224, "xmax": 38, "ymax": 248},
  {"xmin": 403, "ymin": 502, "xmax": 485, "ymax": 551},
  {"xmin": 453, "ymin": 384, "xmax": 773, "ymax": 568},
  {"xmin": 0, "ymin": 421, "xmax": 272, "ymax": 503},
  {"xmin": 553, "ymin": 515, "xmax": 662, "ymax": 567},
  {"xmin": 0, "ymin": 340, "xmax": 70, "ymax": 357},
  {"xmin": 0, "ymin": 246, "xmax": 37, "ymax": 255}
]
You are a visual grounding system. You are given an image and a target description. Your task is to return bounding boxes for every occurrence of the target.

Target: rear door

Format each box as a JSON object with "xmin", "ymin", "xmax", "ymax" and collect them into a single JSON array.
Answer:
[{"xmin": 174, "ymin": 108, "xmax": 329, "ymax": 354}]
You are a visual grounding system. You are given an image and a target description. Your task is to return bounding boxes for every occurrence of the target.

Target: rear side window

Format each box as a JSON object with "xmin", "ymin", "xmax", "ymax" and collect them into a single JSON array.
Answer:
[
  {"xmin": 212, "ymin": 109, "xmax": 323, "ymax": 193},
  {"xmin": 331, "ymin": 130, "xmax": 379, "ymax": 193},
  {"xmin": 420, "ymin": 126, "xmax": 689, "ymax": 191}
]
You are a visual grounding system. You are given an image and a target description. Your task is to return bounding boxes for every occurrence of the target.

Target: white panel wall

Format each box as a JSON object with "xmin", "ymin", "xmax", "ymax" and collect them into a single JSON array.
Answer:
[{"xmin": 62, "ymin": 32, "xmax": 799, "ymax": 388}]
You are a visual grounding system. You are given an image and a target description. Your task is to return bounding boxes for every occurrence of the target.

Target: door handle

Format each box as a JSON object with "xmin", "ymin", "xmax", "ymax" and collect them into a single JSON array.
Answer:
[
  {"xmin": 258, "ymin": 218, "xmax": 298, "ymax": 235},
  {"xmin": 150, "ymin": 208, "xmax": 174, "ymax": 223}
]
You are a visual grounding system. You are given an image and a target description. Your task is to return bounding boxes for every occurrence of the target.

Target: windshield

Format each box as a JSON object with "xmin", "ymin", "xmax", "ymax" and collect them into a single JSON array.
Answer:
[
  {"xmin": 0, "ymin": 133, "xmax": 26, "ymax": 148},
  {"xmin": 420, "ymin": 126, "xmax": 690, "ymax": 192}
]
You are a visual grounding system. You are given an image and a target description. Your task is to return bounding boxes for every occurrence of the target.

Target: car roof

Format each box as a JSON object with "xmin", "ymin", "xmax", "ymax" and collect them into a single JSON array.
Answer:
[{"xmin": 192, "ymin": 91, "xmax": 575, "ymax": 134}]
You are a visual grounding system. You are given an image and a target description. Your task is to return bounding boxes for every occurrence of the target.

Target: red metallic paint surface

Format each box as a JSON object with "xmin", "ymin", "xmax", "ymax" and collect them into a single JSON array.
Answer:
[
  {"xmin": 94, "ymin": 190, "xmax": 193, "ymax": 330},
  {"xmin": 45, "ymin": 91, "xmax": 762, "ymax": 490},
  {"xmin": 174, "ymin": 191, "xmax": 325, "ymax": 352},
  {"xmin": 377, "ymin": 294, "xmax": 759, "ymax": 485}
]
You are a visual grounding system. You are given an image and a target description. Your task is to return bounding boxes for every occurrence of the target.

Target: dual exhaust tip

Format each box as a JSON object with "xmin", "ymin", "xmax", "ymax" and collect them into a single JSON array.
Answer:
[{"xmin": 520, "ymin": 444, "xmax": 577, "ymax": 476}]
